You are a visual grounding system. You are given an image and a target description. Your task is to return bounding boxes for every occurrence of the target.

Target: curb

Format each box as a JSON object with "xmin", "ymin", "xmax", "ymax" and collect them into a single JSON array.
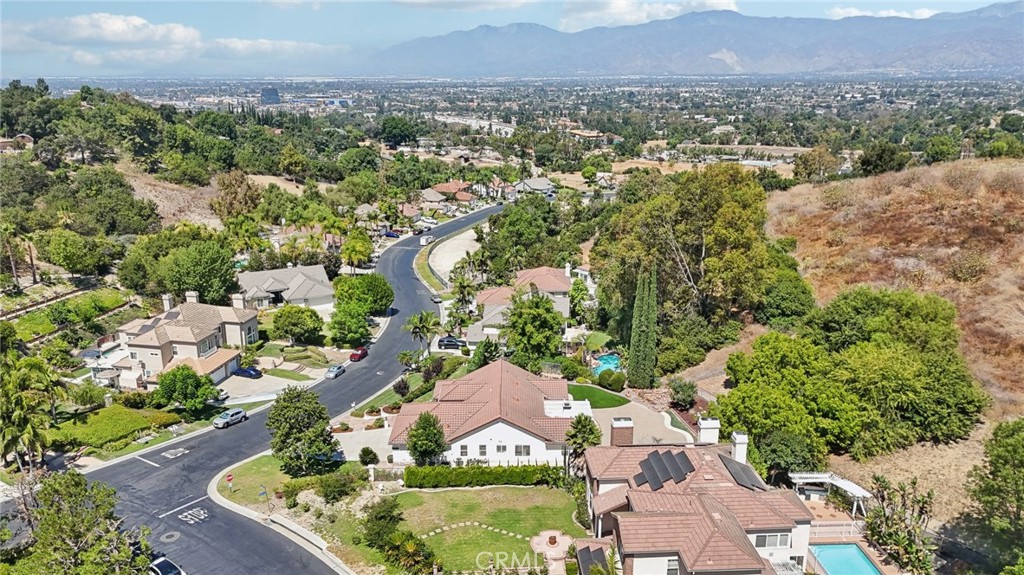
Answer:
[
  {"xmin": 206, "ymin": 450, "xmax": 354, "ymax": 575},
  {"xmin": 81, "ymin": 401, "xmax": 277, "ymax": 476}
]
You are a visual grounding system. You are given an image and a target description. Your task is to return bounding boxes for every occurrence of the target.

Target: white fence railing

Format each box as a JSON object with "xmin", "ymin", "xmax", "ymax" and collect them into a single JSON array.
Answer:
[{"xmin": 810, "ymin": 520, "xmax": 865, "ymax": 541}]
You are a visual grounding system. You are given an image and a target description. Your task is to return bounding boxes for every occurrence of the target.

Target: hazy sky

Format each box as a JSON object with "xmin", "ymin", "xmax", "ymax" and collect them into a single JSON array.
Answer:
[{"xmin": 0, "ymin": 0, "xmax": 1001, "ymax": 77}]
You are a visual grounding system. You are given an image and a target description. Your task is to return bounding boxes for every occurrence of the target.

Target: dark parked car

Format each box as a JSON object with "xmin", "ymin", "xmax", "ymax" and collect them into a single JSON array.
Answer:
[
  {"xmin": 412, "ymin": 228, "xmax": 424, "ymax": 236},
  {"xmin": 350, "ymin": 346, "xmax": 369, "ymax": 361},
  {"xmin": 437, "ymin": 336, "xmax": 467, "ymax": 350},
  {"xmin": 233, "ymin": 366, "xmax": 262, "ymax": 379},
  {"xmin": 384, "ymin": 230, "xmax": 400, "ymax": 239}
]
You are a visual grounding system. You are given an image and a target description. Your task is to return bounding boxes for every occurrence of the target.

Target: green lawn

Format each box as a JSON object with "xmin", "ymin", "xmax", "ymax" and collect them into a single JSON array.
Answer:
[
  {"xmin": 70, "ymin": 366, "xmax": 92, "ymax": 377},
  {"xmin": 568, "ymin": 384, "xmax": 630, "ymax": 408},
  {"xmin": 259, "ymin": 343, "xmax": 286, "ymax": 357},
  {"xmin": 667, "ymin": 410, "xmax": 688, "ymax": 431},
  {"xmin": 414, "ymin": 245, "xmax": 445, "ymax": 292},
  {"xmin": 358, "ymin": 373, "xmax": 424, "ymax": 411},
  {"xmin": 265, "ymin": 368, "xmax": 312, "ymax": 381},
  {"xmin": 13, "ymin": 288, "xmax": 127, "ymax": 341},
  {"xmin": 218, "ymin": 454, "xmax": 291, "ymax": 507},
  {"xmin": 394, "ymin": 487, "xmax": 585, "ymax": 570}
]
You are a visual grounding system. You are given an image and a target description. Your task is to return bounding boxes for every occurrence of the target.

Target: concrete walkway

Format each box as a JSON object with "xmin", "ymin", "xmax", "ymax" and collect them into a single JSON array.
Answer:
[
  {"xmin": 427, "ymin": 227, "xmax": 481, "ymax": 285},
  {"xmin": 591, "ymin": 402, "xmax": 694, "ymax": 445}
]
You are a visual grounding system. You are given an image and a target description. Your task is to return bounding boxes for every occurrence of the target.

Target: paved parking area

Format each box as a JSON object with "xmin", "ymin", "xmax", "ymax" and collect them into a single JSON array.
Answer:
[{"xmin": 332, "ymin": 427, "xmax": 391, "ymax": 463}]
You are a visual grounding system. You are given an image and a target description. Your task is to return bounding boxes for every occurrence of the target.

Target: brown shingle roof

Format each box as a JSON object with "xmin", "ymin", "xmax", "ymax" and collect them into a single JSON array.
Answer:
[
  {"xmin": 158, "ymin": 348, "xmax": 240, "ymax": 380},
  {"xmin": 432, "ymin": 180, "xmax": 472, "ymax": 195},
  {"xmin": 389, "ymin": 360, "xmax": 573, "ymax": 445}
]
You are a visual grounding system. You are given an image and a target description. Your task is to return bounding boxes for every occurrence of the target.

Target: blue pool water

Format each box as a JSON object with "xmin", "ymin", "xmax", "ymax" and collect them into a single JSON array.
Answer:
[
  {"xmin": 593, "ymin": 353, "xmax": 621, "ymax": 375},
  {"xmin": 811, "ymin": 544, "xmax": 881, "ymax": 575}
]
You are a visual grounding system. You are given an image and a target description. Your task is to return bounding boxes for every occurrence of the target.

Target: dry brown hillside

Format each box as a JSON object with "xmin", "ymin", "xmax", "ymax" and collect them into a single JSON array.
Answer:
[
  {"xmin": 118, "ymin": 161, "xmax": 221, "ymax": 229},
  {"xmin": 767, "ymin": 159, "xmax": 1024, "ymax": 523}
]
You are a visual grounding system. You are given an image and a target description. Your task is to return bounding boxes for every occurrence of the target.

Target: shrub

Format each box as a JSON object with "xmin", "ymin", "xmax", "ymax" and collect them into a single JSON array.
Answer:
[
  {"xmin": 52, "ymin": 404, "xmax": 152, "ymax": 448},
  {"xmin": 756, "ymin": 268, "xmax": 815, "ymax": 329},
  {"xmin": 551, "ymin": 356, "xmax": 589, "ymax": 380},
  {"xmin": 102, "ymin": 437, "xmax": 135, "ymax": 452},
  {"xmin": 367, "ymin": 417, "xmax": 385, "ymax": 430},
  {"xmin": 392, "ymin": 378, "xmax": 410, "ymax": 397},
  {"xmin": 365, "ymin": 405, "xmax": 380, "ymax": 416},
  {"xmin": 821, "ymin": 184, "xmax": 853, "ymax": 210},
  {"xmin": 600, "ymin": 372, "xmax": 626, "ymax": 392},
  {"xmin": 351, "ymin": 409, "xmax": 365, "ymax": 418},
  {"xmin": 140, "ymin": 409, "xmax": 182, "ymax": 428},
  {"xmin": 668, "ymin": 377, "xmax": 698, "ymax": 410},
  {"xmin": 335, "ymin": 422, "xmax": 351, "ymax": 432},
  {"xmin": 69, "ymin": 382, "xmax": 108, "ymax": 409},
  {"xmin": 388, "ymin": 400, "xmax": 402, "ymax": 412},
  {"xmin": 318, "ymin": 473, "xmax": 349, "ymax": 504},
  {"xmin": 283, "ymin": 352, "xmax": 313, "ymax": 362},
  {"xmin": 403, "ymin": 464, "xmax": 559, "ymax": 488},
  {"xmin": 114, "ymin": 391, "xmax": 150, "ymax": 409},
  {"xmin": 947, "ymin": 250, "xmax": 989, "ymax": 283},
  {"xmin": 440, "ymin": 355, "xmax": 468, "ymax": 379},
  {"xmin": 359, "ymin": 447, "xmax": 380, "ymax": 466},
  {"xmin": 283, "ymin": 346, "xmax": 306, "ymax": 353},
  {"xmin": 460, "ymin": 346, "xmax": 470, "ymax": 356},
  {"xmin": 300, "ymin": 502, "xmax": 311, "ymax": 513},
  {"xmin": 313, "ymin": 507, "xmax": 323, "ymax": 519}
]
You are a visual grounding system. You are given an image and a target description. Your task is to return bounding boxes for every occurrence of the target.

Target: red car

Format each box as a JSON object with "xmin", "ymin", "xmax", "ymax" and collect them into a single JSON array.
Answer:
[{"xmin": 350, "ymin": 347, "xmax": 368, "ymax": 361}]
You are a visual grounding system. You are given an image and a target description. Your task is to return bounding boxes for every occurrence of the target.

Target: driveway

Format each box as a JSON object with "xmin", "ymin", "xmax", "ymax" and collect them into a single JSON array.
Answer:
[
  {"xmin": 332, "ymin": 428, "xmax": 392, "ymax": 464},
  {"xmin": 591, "ymin": 402, "xmax": 694, "ymax": 445},
  {"xmin": 218, "ymin": 372, "xmax": 318, "ymax": 404}
]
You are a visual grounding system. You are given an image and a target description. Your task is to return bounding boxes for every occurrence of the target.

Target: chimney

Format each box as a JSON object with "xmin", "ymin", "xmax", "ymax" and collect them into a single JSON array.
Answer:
[
  {"xmin": 731, "ymin": 431, "xmax": 749, "ymax": 465},
  {"xmin": 564, "ymin": 262, "xmax": 572, "ymax": 277},
  {"xmin": 697, "ymin": 417, "xmax": 721, "ymax": 444},
  {"xmin": 184, "ymin": 291, "xmax": 199, "ymax": 304},
  {"xmin": 231, "ymin": 293, "xmax": 246, "ymax": 309},
  {"xmin": 161, "ymin": 294, "xmax": 174, "ymax": 312},
  {"xmin": 611, "ymin": 417, "xmax": 634, "ymax": 447}
]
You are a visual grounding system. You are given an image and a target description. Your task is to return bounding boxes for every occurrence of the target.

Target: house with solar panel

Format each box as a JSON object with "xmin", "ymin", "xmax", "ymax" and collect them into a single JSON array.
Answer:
[
  {"xmin": 110, "ymin": 292, "xmax": 258, "ymax": 385},
  {"xmin": 579, "ymin": 418, "xmax": 814, "ymax": 575}
]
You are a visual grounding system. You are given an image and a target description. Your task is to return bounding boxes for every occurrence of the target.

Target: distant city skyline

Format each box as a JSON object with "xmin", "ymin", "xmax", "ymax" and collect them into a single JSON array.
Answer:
[{"xmin": 0, "ymin": 1, "xmax": 1008, "ymax": 78}]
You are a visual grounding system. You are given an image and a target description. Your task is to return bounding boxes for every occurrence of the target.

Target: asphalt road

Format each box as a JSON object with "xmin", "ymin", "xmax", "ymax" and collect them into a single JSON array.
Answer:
[{"xmin": 83, "ymin": 205, "xmax": 502, "ymax": 575}]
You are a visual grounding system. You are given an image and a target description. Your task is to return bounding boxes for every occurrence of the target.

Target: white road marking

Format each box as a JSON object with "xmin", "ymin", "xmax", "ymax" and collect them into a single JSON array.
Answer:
[
  {"xmin": 135, "ymin": 456, "xmax": 161, "ymax": 468},
  {"xmin": 177, "ymin": 507, "xmax": 210, "ymax": 525},
  {"xmin": 157, "ymin": 495, "xmax": 209, "ymax": 518}
]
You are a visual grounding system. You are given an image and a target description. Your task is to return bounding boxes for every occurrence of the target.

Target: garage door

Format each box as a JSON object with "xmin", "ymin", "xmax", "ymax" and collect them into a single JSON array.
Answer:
[{"xmin": 210, "ymin": 365, "xmax": 227, "ymax": 383}]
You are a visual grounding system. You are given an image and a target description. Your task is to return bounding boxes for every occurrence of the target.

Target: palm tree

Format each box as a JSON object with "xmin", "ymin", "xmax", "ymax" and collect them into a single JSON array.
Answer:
[
  {"xmin": 281, "ymin": 236, "xmax": 302, "ymax": 263},
  {"xmin": 0, "ymin": 222, "xmax": 19, "ymax": 285},
  {"xmin": 451, "ymin": 274, "xmax": 476, "ymax": 310},
  {"xmin": 0, "ymin": 354, "xmax": 51, "ymax": 474},
  {"xmin": 56, "ymin": 210, "xmax": 76, "ymax": 229},
  {"xmin": 18, "ymin": 356, "xmax": 66, "ymax": 424},
  {"xmin": 21, "ymin": 233, "xmax": 37, "ymax": 285},
  {"xmin": 402, "ymin": 310, "xmax": 441, "ymax": 353}
]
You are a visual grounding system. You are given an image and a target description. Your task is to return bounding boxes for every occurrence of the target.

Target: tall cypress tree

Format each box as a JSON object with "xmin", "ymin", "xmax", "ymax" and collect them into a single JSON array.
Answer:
[{"xmin": 629, "ymin": 265, "xmax": 658, "ymax": 389}]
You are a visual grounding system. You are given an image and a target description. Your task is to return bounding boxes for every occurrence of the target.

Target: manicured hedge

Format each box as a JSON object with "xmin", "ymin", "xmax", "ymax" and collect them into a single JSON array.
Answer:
[
  {"xmin": 403, "ymin": 464, "xmax": 557, "ymax": 488},
  {"xmin": 140, "ymin": 409, "xmax": 182, "ymax": 428},
  {"xmin": 283, "ymin": 351, "xmax": 313, "ymax": 361}
]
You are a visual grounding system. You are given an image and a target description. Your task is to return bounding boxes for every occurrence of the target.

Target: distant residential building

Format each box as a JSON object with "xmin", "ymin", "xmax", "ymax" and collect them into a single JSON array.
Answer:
[
  {"xmin": 260, "ymin": 87, "xmax": 281, "ymax": 105},
  {"xmin": 113, "ymin": 292, "xmax": 258, "ymax": 384},
  {"xmin": 465, "ymin": 264, "xmax": 573, "ymax": 344},
  {"xmin": 388, "ymin": 360, "xmax": 592, "ymax": 465},
  {"xmin": 513, "ymin": 177, "xmax": 556, "ymax": 195},
  {"xmin": 431, "ymin": 180, "xmax": 473, "ymax": 198},
  {"xmin": 236, "ymin": 264, "xmax": 334, "ymax": 312}
]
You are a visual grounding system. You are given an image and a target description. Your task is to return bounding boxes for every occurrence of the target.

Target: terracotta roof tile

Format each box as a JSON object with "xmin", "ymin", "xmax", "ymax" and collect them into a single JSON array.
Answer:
[
  {"xmin": 514, "ymin": 266, "xmax": 573, "ymax": 293},
  {"xmin": 389, "ymin": 360, "xmax": 574, "ymax": 445}
]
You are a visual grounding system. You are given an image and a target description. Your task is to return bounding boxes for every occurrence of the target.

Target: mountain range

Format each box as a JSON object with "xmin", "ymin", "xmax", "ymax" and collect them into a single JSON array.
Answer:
[{"xmin": 356, "ymin": 1, "xmax": 1024, "ymax": 77}]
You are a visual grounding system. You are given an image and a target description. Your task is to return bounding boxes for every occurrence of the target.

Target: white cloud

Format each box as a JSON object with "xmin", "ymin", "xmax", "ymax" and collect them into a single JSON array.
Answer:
[
  {"xmin": 827, "ymin": 6, "xmax": 938, "ymax": 19},
  {"xmin": 395, "ymin": 0, "xmax": 539, "ymax": 12},
  {"xmin": 70, "ymin": 50, "xmax": 104, "ymax": 66},
  {"xmin": 33, "ymin": 13, "xmax": 202, "ymax": 46},
  {"xmin": 3, "ymin": 12, "xmax": 350, "ymax": 74},
  {"xmin": 559, "ymin": 0, "xmax": 737, "ymax": 32},
  {"xmin": 206, "ymin": 38, "xmax": 345, "ymax": 59}
]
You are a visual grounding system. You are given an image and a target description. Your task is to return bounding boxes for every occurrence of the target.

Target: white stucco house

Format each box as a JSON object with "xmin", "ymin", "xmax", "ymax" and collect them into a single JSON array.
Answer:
[
  {"xmin": 578, "ymin": 418, "xmax": 814, "ymax": 575},
  {"xmin": 388, "ymin": 360, "xmax": 592, "ymax": 466}
]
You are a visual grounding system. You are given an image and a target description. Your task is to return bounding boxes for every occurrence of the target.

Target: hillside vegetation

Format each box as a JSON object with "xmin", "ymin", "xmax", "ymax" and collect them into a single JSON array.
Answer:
[{"xmin": 767, "ymin": 158, "xmax": 1024, "ymax": 521}]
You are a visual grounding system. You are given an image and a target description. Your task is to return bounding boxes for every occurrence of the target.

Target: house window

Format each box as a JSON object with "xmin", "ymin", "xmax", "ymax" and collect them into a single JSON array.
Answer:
[
  {"xmin": 130, "ymin": 352, "xmax": 138, "ymax": 360},
  {"xmin": 460, "ymin": 445, "xmax": 468, "ymax": 457},
  {"xmin": 150, "ymin": 352, "xmax": 158, "ymax": 357},
  {"xmin": 496, "ymin": 445, "xmax": 507, "ymax": 453},
  {"xmin": 754, "ymin": 534, "xmax": 790, "ymax": 548},
  {"xmin": 200, "ymin": 339, "xmax": 212, "ymax": 354},
  {"xmin": 144, "ymin": 370, "xmax": 151, "ymax": 376},
  {"xmin": 172, "ymin": 345, "xmax": 178, "ymax": 356},
  {"xmin": 666, "ymin": 558, "xmax": 679, "ymax": 575},
  {"xmin": 515, "ymin": 445, "xmax": 530, "ymax": 457},
  {"xmin": 479, "ymin": 445, "xmax": 486, "ymax": 456}
]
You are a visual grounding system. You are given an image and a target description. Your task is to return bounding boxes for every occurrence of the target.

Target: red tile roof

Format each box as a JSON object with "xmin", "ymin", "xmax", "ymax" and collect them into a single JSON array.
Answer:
[
  {"xmin": 431, "ymin": 180, "xmax": 472, "ymax": 195},
  {"xmin": 389, "ymin": 360, "xmax": 573, "ymax": 445},
  {"xmin": 588, "ymin": 444, "xmax": 812, "ymax": 575},
  {"xmin": 514, "ymin": 266, "xmax": 573, "ymax": 293}
]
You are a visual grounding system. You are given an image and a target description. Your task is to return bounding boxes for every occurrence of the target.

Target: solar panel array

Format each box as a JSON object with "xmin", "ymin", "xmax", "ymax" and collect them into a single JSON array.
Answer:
[
  {"xmin": 718, "ymin": 453, "xmax": 767, "ymax": 491},
  {"xmin": 633, "ymin": 450, "xmax": 695, "ymax": 491},
  {"xmin": 576, "ymin": 546, "xmax": 609, "ymax": 575}
]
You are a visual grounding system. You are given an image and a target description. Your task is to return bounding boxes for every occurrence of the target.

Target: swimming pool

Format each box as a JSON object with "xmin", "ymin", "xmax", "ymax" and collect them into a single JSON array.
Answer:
[
  {"xmin": 810, "ymin": 544, "xmax": 881, "ymax": 575},
  {"xmin": 593, "ymin": 353, "xmax": 621, "ymax": 375}
]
